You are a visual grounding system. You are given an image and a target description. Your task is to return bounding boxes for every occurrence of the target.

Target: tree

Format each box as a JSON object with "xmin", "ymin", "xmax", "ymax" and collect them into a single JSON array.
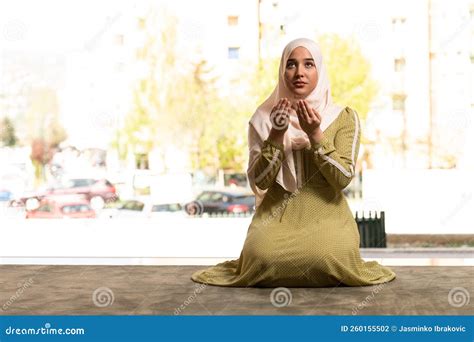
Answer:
[
  {"xmin": 318, "ymin": 34, "xmax": 379, "ymax": 122},
  {"xmin": 117, "ymin": 9, "xmax": 182, "ymax": 170},
  {"xmin": 25, "ymin": 87, "xmax": 67, "ymax": 186},
  {"xmin": 0, "ymin": 117, "xmax": 17, "ymax": 147}
]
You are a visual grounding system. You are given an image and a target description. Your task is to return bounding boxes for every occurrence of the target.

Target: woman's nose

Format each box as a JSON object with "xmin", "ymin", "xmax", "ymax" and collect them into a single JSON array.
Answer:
[{"xmin": 295, "ymin": 64, "xmax": 304, "ymax": 77}]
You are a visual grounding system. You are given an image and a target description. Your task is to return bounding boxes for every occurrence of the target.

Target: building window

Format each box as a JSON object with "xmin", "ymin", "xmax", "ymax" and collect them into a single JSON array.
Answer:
[
  {"xmin": 228, "ymin": 16, "xmax": 238, "ymax": 26},
  {"xmin": 228, "ymin": 47, "xmax": 240, "ymax": 59},
  {"xmin": 391, "ymin": 17, "xmax": 406, "ymax": 32},
  {"xmin": 392, "ymin": 94, "xmax": 406, "ymax": 111},
  {"xmin": 135, "ymin": 153, "xmax": 149, "ymax": 170},
  {"xmin": 138, "ymin": 17, "xmax": 146, "ymax": 30},
  {"xmin": 394, "ymin": 57, "xmax": 406, "ymax": 72},
  {"xmin": 114, "ymin": 34, "xmax": 124, "ymax": 46}
]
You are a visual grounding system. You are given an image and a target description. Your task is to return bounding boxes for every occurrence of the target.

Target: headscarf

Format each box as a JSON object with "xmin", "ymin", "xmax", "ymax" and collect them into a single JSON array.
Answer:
[{"xmin": 247, "ymin": 37, "xmax": 343, "ymax": 208}]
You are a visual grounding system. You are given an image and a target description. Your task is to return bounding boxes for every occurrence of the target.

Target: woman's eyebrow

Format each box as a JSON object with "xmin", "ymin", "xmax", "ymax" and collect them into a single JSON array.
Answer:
[{"xmin": 287, "ymin": 58, "xmax": 315, "ymax": 62}]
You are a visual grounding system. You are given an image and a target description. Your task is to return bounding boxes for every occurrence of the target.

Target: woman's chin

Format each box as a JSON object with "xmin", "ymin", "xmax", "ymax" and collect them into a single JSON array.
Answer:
[{"xmin": 292, "ymin": 89, "xmax": 309, "ymax": 98}]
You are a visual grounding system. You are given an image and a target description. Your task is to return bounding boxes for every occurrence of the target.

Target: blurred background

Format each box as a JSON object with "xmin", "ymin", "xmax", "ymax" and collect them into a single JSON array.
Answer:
[{"xmin": 0, "ymin": 0, "xmax": 473, "ymax": 259}]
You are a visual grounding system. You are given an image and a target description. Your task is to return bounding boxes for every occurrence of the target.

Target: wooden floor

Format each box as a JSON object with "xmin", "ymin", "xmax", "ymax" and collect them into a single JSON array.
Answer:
[{"xmin": 0, "ymin": 265, "xmax": 472, "ymax": 315}]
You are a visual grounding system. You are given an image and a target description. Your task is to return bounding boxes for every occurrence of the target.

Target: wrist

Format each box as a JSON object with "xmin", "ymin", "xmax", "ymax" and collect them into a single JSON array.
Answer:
[
  {"xmin": 308, "ymin": 128, "xmax": 323, "ymax": 145},
  {"xmin": 268, "ymin": 128, "xmax": 285, "ymax": 145}
]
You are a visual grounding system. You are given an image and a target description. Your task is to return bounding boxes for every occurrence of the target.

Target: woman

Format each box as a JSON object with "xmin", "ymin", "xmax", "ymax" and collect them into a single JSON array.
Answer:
[{"xmin": 191, "ymin": 38, "xmax": 396, "ymax": 287}]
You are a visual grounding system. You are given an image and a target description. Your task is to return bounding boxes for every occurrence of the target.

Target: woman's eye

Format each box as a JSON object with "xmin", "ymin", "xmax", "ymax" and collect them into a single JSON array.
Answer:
[
  {"xmin": 286, "ymin": 62, "xmax": 295, "ymax": 68},
  {"xmin": 305, "ymin": 62, "xmax": 314, "ymax": 68}
]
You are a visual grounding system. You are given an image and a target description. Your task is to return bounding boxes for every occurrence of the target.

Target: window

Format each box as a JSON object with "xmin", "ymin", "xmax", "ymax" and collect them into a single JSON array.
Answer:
[
  {"xmin": 135, "ymin": 153, "xmax": 149, "ymax": 170},
  {"xmin": 152, "ymin": 204, "xmax": 182, "ymax": 212},
  {"xmin": 391, "ymin": 17, "xmax": 406, "ymax": 33},
  {"xmin": 62, "ymin": 204, "xmax": 91, "ymax": 213},
  {"xmin": 121, "ymin": 201, "xmax": 144, "ymax": 211},
  {"xmin": 69, "ymin": 179, "xmax": 95, "ymax": 188},
  {"xmin": 138, "ymin": 17, "xmax": 146, "ymax": 30},
  {"xmin": 228, "ymin": 47, "xmax": 240, "ymax": 60},
  {"xmin": 392, "ymin": 94, "xmax": 406, "ymax": 111},
  {"xmin": 114, "ymin": 34, "xmax": 124, "ymax": 46},
  {"xmin": 394, "ymin": 58, "xmax": 406, "ymax": 72},
  {"xmin": 227, "ymin": 16, "xmax": 238, "ymax": 26},
  {"xmin": 210, "ymin": 193, "xmax": 224, "ymax": 202},
  {"xmin": 37, "ymin": 204, "xmax": 52, "ymax": 212},
  {"xmin": 197, "ymin": 192, "xmax": 212, "ymax": 201}
]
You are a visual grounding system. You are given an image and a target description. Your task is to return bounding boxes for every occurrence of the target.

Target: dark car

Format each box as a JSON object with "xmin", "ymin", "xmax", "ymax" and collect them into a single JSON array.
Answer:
[
  {"xmin": 185, "ymin": 189, "xmax": 255, "ymax": 216},
  {"xmin": 14, "ymin": 178, "xmax": 118, "ymax": 207}
]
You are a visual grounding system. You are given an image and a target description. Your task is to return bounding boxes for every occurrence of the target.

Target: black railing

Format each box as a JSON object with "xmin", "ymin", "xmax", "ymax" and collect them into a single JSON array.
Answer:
[{"xmin": 355, "ymin": 211, "xmax": 387, "ymax": 248}]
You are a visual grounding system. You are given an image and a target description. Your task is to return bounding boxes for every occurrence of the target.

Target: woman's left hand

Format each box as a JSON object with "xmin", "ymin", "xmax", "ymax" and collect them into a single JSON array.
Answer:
[{"xmin": 295, "ymin": 100, "xmax": 322, "ymax": 138}]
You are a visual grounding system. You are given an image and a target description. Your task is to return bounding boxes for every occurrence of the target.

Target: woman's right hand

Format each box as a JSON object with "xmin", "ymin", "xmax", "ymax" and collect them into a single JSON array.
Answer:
[{"xmin": 268, "ymin": 98, "xmax": 290, "ymax": 145}]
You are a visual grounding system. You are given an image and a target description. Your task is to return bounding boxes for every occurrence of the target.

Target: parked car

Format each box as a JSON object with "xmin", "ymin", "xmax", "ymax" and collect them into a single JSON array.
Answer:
[
  {"xmin": 185, "ymin": 189, "xmax": 256, "ymax": 216},
  {"xmin": 99, "ymin": 199, "xmax": 185, "ymax": 219},
  {"xmin": 0, "ymin": 189, "xmax": 13, "ymax": 202},
  {"xmin": 25, "ymin": 195, "xmax": 96, "ymax": 219},
  {"xmin": 15, "ymin": 178, "xmax": 118, "ymax": 206}
]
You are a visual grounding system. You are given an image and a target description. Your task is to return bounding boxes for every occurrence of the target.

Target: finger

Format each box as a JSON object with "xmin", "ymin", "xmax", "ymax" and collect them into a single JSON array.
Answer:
[
  {"xmin": 276, "ymin": 98, "xmax": 284, "ymax": 110},
  {"xmin": 312, "ymin": 108, "xmax": 321, "ymax": 123},
  {"xmin": 303, "ymin": 101, "xmax": 316, "ymax": 121},
  {"xmin": 296, "ymin": 108, "xmax": 304, "ymax": 125},
  {"xmin": 299, "ymin": 100, "xmax": 310, "ymax": 122}
]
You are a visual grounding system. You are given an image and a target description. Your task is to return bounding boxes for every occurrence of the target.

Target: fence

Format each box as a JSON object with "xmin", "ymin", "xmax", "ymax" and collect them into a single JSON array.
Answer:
[{"xmin": 355, "ymin": 211, "xmax": 386, "ymax": 248}]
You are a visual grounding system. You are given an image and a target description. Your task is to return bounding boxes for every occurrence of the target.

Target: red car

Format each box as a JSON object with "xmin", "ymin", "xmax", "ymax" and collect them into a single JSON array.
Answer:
[
  {"xmin": 16, "ymin": 178, "xmax": 117, "ymax": 206},
  {"xmin": 26, "ymin": 195, "xmax": 96, "ymax": 219}
]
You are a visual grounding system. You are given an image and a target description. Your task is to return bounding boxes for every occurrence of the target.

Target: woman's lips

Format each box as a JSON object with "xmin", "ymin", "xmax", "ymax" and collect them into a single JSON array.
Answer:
[{"xmin": 293, "ymin": 81, "xmax": 306, "ymax": 88}]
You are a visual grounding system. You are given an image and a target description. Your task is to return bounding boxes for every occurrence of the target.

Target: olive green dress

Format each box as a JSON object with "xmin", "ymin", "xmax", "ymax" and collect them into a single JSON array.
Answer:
[{"xmin": 191, "ymin": 107, "xmax": 396, "ymax": 287}]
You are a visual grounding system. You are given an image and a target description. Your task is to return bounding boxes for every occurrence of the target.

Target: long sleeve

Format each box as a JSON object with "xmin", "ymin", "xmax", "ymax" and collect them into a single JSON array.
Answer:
[
  {"xmin": 310, "ymin": 107, "xmax": 361, "ymax": 191},
  {"xmin": 247, "ymin": 124, "xmax": 285, "ymax": 191}
]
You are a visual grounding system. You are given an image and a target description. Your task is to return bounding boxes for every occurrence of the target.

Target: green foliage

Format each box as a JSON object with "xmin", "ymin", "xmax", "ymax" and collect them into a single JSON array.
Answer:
[
  {"xmin": 318, "ymin": 34, "xmax": 379, "ymax": 121},
  {"xmin": 0, "ymin": 117, "xmax": 17, "ymax": 147},
  {"xmin": 116, "ymin": 18, "xmax": 378, "ymax": 175}
]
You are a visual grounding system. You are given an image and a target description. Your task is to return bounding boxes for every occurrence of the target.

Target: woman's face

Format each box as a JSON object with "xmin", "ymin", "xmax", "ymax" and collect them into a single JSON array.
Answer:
[{"xmin": 284, "ymin": 46, "xmax": 318, "ymax": 99}]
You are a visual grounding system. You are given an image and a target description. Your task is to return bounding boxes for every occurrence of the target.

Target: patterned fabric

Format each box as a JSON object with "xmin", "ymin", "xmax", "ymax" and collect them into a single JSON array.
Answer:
[{"xmin": 191, "ymin": 107, "xmax": 396, "ymax": 287}]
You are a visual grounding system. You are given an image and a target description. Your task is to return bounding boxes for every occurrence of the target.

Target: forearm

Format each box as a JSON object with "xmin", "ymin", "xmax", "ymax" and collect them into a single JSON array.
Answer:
[
  {"xmin": 252, "ymin": 138, "xmax": 284, "ymax": 190},
  {"xmin": 268, "ymin": 128, "xmax": 285, "ymax": 145}
]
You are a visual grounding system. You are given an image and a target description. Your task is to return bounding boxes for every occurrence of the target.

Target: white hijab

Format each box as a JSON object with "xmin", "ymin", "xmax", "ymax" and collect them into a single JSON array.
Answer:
[{"xmin": 248, "ymin": 38, "xmax": 343, "ymax": 208}]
